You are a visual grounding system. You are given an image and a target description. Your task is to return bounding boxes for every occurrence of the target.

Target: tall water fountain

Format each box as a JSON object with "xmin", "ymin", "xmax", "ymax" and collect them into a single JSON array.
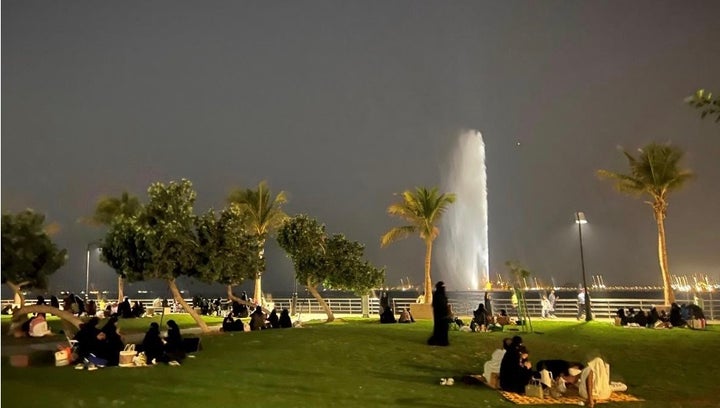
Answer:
[{"xmin": 439, "ymin": 130, "xmax": 489, "ymax": 291}]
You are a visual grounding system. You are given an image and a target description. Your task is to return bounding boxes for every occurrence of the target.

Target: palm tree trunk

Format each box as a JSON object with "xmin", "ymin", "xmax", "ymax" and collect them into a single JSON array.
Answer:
[
  {"xmin": 168, "ymin": 278, "xmax": 210, "ymax": 333},
  {"xmin": 307, "ymin": 278, "xmax": 335, "ymax": 322},
  {"xmin": 253, "ymin": 272, "xmax": 263, "ymax": 307},
  {"xmin": 655, "ymin": 208, "xmax": 675, "ymax": 305},
  {"xmin": 424, "ymin": 239, "xmax": 433, "ymax": 305},
  {"xmin": 6, "ymin": 281, "xmax": 26, "ymax": 307},
  {"xmin": 117, "ymin": 276, "xmax": 125, "ymax": 302}
]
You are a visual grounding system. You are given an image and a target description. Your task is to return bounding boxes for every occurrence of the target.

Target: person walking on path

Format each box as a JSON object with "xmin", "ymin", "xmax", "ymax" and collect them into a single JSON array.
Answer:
[
  {"xmin": 577, "ymin": 290, "xmax": 586, "ymax": 320},
  {"xmin": 428, "ymin": 281, "xmax": 450, "ymax": 346}
]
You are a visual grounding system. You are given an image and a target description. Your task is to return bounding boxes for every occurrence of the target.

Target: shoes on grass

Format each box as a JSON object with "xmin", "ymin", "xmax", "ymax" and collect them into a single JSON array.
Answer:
[
  {"xmin": 169, "ymin": 360, "xmax": 181, "ymax": 366},
  {"xmin": 87, "ymin": 363, "xmax": 98, "ymax": 371},
  {"xmin": 75, "ymin": 363, "xmax": 84, "ymax": 370}
]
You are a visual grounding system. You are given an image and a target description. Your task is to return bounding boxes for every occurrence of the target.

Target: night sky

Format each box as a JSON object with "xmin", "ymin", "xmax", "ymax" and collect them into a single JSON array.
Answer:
[{"xmin": 3, "ymin": 1, "xmax": 719, "ymax": 297}]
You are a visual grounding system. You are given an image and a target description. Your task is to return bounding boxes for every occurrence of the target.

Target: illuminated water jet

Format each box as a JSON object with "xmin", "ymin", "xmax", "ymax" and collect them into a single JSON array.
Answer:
[{"xmin": 439, "ymin": 130, "xmax": 489, "ymax": 290}]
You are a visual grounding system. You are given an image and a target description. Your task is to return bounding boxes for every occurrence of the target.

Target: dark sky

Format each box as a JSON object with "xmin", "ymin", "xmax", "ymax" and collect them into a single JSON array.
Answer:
[{"xmin": 3, "ymin": 1, "xmax": 719, "ymax": 297}]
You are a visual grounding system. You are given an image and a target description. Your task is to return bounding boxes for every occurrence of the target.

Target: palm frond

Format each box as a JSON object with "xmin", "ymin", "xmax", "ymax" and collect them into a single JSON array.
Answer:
[{"xmin": 381, "ymin": 226, "xmax": 416, "ymax": 247}]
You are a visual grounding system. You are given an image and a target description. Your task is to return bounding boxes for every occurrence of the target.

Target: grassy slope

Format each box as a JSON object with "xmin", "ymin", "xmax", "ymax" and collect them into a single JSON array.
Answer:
[{"xmin": 2, "ymin": 319, "xmax": 719, "ymax": 408}]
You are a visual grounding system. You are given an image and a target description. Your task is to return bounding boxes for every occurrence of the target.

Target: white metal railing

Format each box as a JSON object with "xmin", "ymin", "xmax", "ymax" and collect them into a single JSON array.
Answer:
[{"xmin": 2, "ymin": 296, "xmax": 717, "ymax": 320}]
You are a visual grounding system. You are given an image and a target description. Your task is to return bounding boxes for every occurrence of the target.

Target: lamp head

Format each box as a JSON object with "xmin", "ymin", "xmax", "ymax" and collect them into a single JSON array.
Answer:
[{"xmin": 575, "ymin": 212, "xmax": 587, "ymax": 224}]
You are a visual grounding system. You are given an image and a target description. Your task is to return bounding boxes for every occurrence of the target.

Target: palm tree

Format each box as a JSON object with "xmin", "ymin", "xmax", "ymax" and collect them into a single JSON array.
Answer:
[
  {"xmin": 597, "ymin": 142, "xmax": 693, "ymax": 305},
  {"xmin": 91, "ymin": 192, "xmax": 141, "ymax": 226},
  {"xmin": 91, "ymin": 192, "xmax": 142, "ymax": 301},
  {"xmin": 381, "ymin": 187, "xmax": 456, "ymax": 304},
  {"xmin": 227, "ymin": 181, "xmax": 288, "ymax": 305}
]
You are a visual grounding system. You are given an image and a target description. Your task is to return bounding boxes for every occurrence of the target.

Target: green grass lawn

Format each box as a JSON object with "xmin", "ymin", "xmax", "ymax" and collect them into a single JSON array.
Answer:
[{"xmin": 2, "ymin": 318, "xmax": 719, "ymax": 408}]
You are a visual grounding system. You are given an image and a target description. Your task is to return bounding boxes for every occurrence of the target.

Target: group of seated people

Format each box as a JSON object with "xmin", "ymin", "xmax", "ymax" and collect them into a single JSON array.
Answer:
[
  {"xmin": 222, "ymin": 307, "xmax": 293, "ymax": 331},
  {"xmin": 615, "ymin": 302, "xmax": 705, "ymax": 328},
  {"xmin": 379, "ymin": 307, "xmax": 415, "ymax": 324},
  {"xmin": 482, "ymin": 336, "xmax": 626, "ymax": 408},
  {"xmin": 470, "ymin": 303, "xmax": 510, "ymax": 332},
  {"xmin": 73, "ymin": 316, "xmax": 186, "ymax": 369}
]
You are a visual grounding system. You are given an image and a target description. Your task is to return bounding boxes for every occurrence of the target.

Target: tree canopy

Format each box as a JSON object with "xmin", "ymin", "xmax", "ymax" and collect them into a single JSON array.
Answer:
[
  {"xmin": 277, "ymin": 214, "xmax": 384, "ymax": 321},
  {"xmin": 1, "ymin": 210, "xmax": 67, "ymax": 306},
  {"xmin": 195, "ymin": 205, "xmax": 264, "ymax": 287}
]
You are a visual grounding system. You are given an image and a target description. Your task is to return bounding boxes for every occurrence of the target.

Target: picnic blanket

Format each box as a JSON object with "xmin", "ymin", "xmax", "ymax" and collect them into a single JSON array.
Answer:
[
  {"xmin": 464, "ymin": 375, "xmax": 643, "ymax": 405},
  {"xmin": 499, "ymin": 390, "xmax": 643, "ymax": 405}
]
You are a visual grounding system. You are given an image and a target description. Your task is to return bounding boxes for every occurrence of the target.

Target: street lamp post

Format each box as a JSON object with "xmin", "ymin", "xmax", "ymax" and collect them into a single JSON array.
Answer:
[
  {"xmin": 575, "ymin": 212, "xmax": 592, "ymax": 322},
  {"xmin": 85, "ymin": 241, "xmax": 101, "ymax": 300}
]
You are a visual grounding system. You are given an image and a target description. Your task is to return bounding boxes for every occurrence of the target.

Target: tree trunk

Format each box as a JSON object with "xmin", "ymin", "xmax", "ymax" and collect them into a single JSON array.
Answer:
[
  {"xmin": 253, "ymin": 272, "xmax": 263, "ymax": 307},
  {"xmin": 168, "ymin": 278, "xmax": 209, "ymax": 333},
  {"xmin": 253, "ymin": 245, "xmax": 265, "ymax": 307},
  {"xmin": 227, "ymin": 284, "xmax": 271, "ymax": 314},
  {"xmin": 655, "ymin": 208, "xmax": 675, "ymax": 305},
  {"xmin": 226, "ymin": 284, "xmax": 242, "ymax": 302},
  {"xmin": 307, "ymin": 279, "xmax": 334, "ymax": 322},
  {"xmin": 6, "ymin": 281, "xmax": 25, "ymax": 308},
  {"xmin": 423, "ymin": 239, "xmax": 433, "ymax": 305},
  {"xmin": 8, "ymin": 305, "xmax": 82, "ymax": 336},
  {"xmin": 117, "ymin": 276, "xmax": 125, "ymax": 302}
]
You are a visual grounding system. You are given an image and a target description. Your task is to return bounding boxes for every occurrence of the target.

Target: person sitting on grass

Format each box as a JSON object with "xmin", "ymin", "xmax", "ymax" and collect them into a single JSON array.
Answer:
[
  {"xmin": 669, "ymin": 303, "xmax": 686, "ymax": 328},
  {"xmin": 496, "ymin": 309, "xmax": 511, "ymax": 326},
  {"xmin": 471, "ymin": 303, "xmax": 490, "ymax": 332},
  {"xmin": 132, "ymin": 301, "xmax": 146, "ymax": 318},
  {"xmin": 634, "ymin": 309, "xmax": 647, "ymax": 327},
  {"xmin": 99, "ymin": 316, "xmax": 124, "ymax": 366},
  {"xmin": 164, "ymin": 320, "xmax": 185, "ymax": 365},
  {"xmin": 268, "ymin": 309, "xmax": 280, "ymax": 328},
  {"xmin": 222, "ymin": 314, "xmax": 236, "ymax": 332},
  {"xmin": 483, "ymin": 337, "xmax": 512, "ymax": 386},
  {"xmin": 380, "ymin": 306, "xmax": 397, "ymax": 323},
  {"xmin": 76, "ymin": 318, "xmax": 103, "ymax": 350},
  {"xmin": 279, "ymin": 308, "xmax": 292, "ymax": 328},
  {"xmin": 250, "ymin": 306, "xmax": 267, "ymax": 331},
  {"xmin": 500, "ymin": 343, "xmax": 534, "ymax": 394},
  {"xmin": 142, "ymin": 322, "xmax": 165, "ymax": 364},
  {"xmin": 557, "ymin": 357, "xmax": 624, "ymax": 408},
  {"xmin": 73, "ymin": 317, "xmax": 104, "ymax": 369},
  {"xmin": 398, "ymin": 308, "xmax": 415, "ymax": 323},
  {"xmin": 28, "ymin": 313, "xmax": 52, "ymax": 337}
]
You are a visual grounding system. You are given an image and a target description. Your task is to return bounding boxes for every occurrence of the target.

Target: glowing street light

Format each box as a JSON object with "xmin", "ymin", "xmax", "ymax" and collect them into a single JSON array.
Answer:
[
  {"xmin": 85, "ymin": 241, "xmax": 101, "ymax": 300},
  {"xmin": 575, "ymin": 212, "xmax": 592, "ymax": 322}
]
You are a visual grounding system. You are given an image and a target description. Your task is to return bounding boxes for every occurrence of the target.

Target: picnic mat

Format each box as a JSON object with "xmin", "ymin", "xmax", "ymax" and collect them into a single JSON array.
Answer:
[
  {"xmin": 463, "ymin": 375, "xmax": 643, "ymax": 405},
  {"xmin": 499, "ymin": 390, "xmax": 644, "ymax": 405}
]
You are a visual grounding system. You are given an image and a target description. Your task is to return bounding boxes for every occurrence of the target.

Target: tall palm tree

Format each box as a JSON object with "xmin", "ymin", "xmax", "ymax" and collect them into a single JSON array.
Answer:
[
  {"xmin": 597, "ymin": 142, "xmax": 693, "ymax": 305},
  {"xmin": 227, "ymin": 181, "xmax": 288, "ymax": 305},
  {"xmin": 381, "ymin": 187, "xmax": 456, "ymax": 304},
  {"xmin": 91, "ymin": 192, "xmax": 142, "ymax": 301}
]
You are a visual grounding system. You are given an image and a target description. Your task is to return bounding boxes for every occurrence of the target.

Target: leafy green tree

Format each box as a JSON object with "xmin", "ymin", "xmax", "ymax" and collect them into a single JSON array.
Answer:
[
  {"xmin": 2, "ymin": 210, "xmax": 67, "ymax": 307},
  {"xmin": 276, "ymin": 215, "xmax": 330, "ymax": 319},
  {"xmin": 277, "ymin": 215, "xmax": 385, "ymax": 322},
  {"xmin": 324, "ymin": 234, "xmax": 385, "ymax": 297},
  {"xmin": 686, "ymin": 89, "xmax": 720, "ymax": 123},
  {"xmin": 227, "ymin": 181, "xmax": 288, "ymax": 305},
  {"xmin": 90, "ymin": 191, "xmax": 142, "ymax": 300},
  {"xmin": 381, "ymin": 187, "xmax": 456, "ymax": 304},
  {"xmin": 100, "ymin": 179, "xmax": 211, "ymax": 332},
  {"xmin": 597, "ymin": 143, "xmax": 693, "ymax": 305},
  {"xmin": 195, "ymin": 205, "xmax": 264, "ymax": 304}
]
